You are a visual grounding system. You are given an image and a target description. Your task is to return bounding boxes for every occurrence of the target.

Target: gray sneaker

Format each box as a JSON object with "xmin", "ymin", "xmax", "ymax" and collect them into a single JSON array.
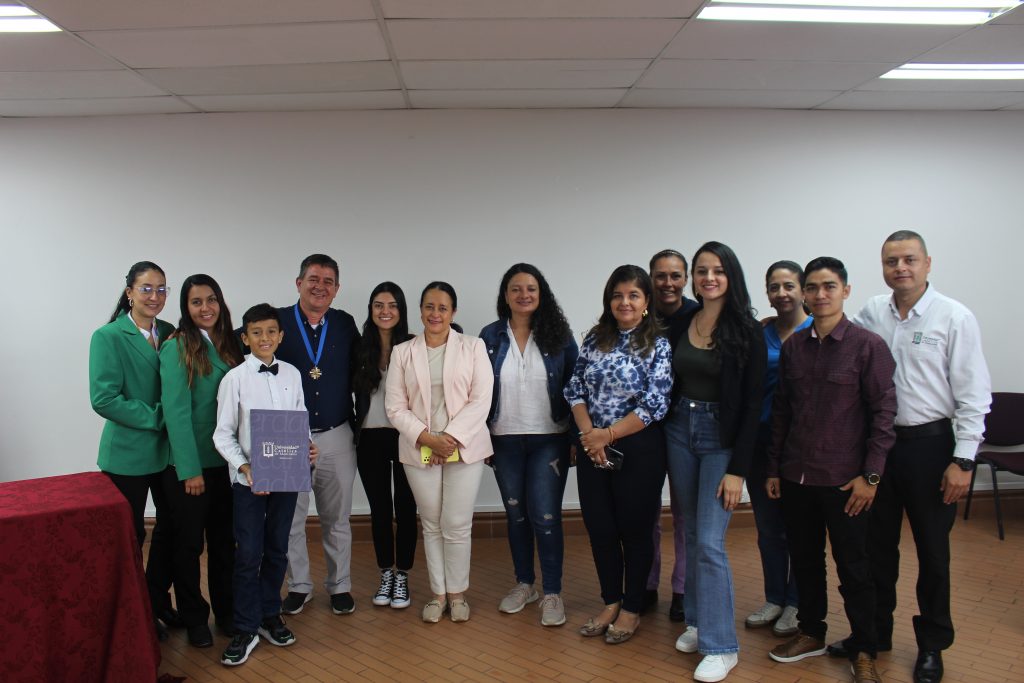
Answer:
[
  {"xmin": 745, "ymin": 601, "xmax": 782, "ymax": 628},
  {"xmin": 772, "ymin": 605, "xmax": 799, "ymax": 637},
  {"xmin": 498, "ymin": 583, "xmax": 539, "ymax": 614},
  {"xmin": 539, "ymin": 594, "xmax": 566, "ymax": 627}
]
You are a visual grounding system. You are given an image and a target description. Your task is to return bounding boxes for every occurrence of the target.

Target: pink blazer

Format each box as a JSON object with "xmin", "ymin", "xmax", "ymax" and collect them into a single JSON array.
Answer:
[{"xmin": 385, "ymin": 330, "xmax": 494, "ymax": 468}]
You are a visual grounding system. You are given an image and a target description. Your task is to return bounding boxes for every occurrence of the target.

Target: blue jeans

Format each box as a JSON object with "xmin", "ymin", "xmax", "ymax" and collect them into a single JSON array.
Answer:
[
  {"xmin": 232, "ymin": 484, "xmax": 298, "ymax": 635},
  {"xmin": 665, "ymin": 398, "xmax": 739, "ymax": 655},
  {"xmin": 491, "ymin": 433, "xmax": 570, "ymax": 595},
  {"xmin": 747, "ymin": 425, "xmax": 798, "ymax": 608}
]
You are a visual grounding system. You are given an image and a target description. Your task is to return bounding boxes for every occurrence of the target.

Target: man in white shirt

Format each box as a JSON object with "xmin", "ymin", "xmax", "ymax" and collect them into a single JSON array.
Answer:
[{"xmin": 831, "ymin": 230, "xmax": 992, "ymax": 683}]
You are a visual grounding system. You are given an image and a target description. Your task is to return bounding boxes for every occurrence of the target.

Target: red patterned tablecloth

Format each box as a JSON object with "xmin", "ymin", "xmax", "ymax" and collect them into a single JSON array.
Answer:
[{"xmin": 0, "ymin": 472, "xmax": 160, "ymax": 682}]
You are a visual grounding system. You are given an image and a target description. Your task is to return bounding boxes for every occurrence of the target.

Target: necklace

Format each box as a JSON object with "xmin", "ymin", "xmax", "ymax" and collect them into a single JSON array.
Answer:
[{"xmin": 694, "ymin": 313, "xmax": 714, "ymax": 339}]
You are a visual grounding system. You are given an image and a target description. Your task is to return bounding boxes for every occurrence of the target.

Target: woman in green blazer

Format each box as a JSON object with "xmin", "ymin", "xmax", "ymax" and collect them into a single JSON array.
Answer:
[
  {"xmin": 159, "ymin": 274, "xmax": 244, "ymax": 647},
  {"xmin": 89, "ymin": 260, "xmax": 178, "ymax": 630}
]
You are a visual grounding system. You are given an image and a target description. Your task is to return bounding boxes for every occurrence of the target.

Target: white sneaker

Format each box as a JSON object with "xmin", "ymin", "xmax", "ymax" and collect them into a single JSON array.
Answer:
[
  {"xmin": 772, "ymin": 605, "xmax": 799, "ymax": 637},
  {"xmin": 498, "ymin": 583, "xmax": 539, "ymax": 614},
  {"xmin": 694, "ymin": 653, "xmax": 738, "ymax": 682},
  {"xmin": 675, "ymin": 625, "xmax": 699, "ymax": 653},
  {"xmin": 744, "ymin": 602, "xmax": 782, "ymax": 628}
]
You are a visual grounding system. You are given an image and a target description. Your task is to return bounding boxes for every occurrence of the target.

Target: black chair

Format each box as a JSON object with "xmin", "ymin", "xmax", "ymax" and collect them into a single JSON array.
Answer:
[{"xmin": 963, "ymin": 392, "xmax": 1024, "ymax": 540}]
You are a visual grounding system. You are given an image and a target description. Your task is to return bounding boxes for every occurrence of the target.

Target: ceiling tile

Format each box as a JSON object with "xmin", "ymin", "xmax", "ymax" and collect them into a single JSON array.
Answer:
[
  {"xmin": 991, "ymin": 5, "xmax": 1024, "ymax": 23},
  {"xmin": 387, "ymin": 19, "xmax": 684, "ymax": 60},
  {"xmin": 0, "ymin": 70, "xmax": 166, "ymax": 99},
  {"xmin": 78, "ymin": 22, "xmax": 388, "ymax": 68},
  {"xmin": 381, "ymin": 0, "xmax": 700, "ymax": 19},
  {"xmin": 623, "ymin": 88, "xmax": 839, "ymax": 108},
  {"xmin": 139, "ymin": 62, "xmax": 398, "ymax": 96},
  {"xmin": 0, "ymin": 96, "xmax": 195, "ymax": 117},
  {"xmin": 0, "ymin": 33, "xmax": 121, "ymax": 71},
  {"xmin": 183, "ymin": 91, "xmax": 406, "ymax": 112},
  {"xmin": 1002, "ymin": 97, "xmax": 1024, "ymax": 107},
  {"xmin": 663, "ymin": 21, "xmax": 968, "ymax": 62},
  {"xmin": 401, "ymin": 59, "xmax": 649, "ymax": 89},
  {"xmin": 913, "ymin": 25, "xmax": 1024, "ymax": 62},
  {"xmin": 25, "ymin": 0, "xmax": 375, "ymax": 31},
  {"xmin": 409, "ymin": 89, "xmax": 626, "ymax": 108},
  {"xmin": 819, "ymin": 90, "xmax": 1024, "ymax": 109},
  {"xmin": 642, "ymin": 59, "xmax": 893, "ymax": 91}
]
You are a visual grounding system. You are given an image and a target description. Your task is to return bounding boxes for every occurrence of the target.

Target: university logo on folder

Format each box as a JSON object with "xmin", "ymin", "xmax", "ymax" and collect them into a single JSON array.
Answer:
[{"xmin": 249, "ymin": 409, "xmax": 312, "ymax": 492}]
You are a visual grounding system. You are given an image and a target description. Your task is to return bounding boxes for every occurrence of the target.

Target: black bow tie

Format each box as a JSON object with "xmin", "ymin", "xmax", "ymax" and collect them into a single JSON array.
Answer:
[{"xmin": 259, "ymin": 363, "xmax": 279, "ymax": 376}]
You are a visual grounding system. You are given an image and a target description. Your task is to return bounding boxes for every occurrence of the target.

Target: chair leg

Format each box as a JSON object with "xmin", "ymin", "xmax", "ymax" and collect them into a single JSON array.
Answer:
[
  {"xmin": 964, "ymin": 466, "xmax": 979, "ymax": 520},
  {"xmin": 990, "ymin": 464, "xmax": 1004, "ymax": 541}
]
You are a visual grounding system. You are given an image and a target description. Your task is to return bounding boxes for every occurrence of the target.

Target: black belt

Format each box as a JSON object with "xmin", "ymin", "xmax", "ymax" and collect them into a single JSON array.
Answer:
[
  {"xmin": 894, "ymin": 418, "xmax": 951, "ymax": 440},
  {"xmin": 311, "ymin": 420, "xmax": 346, "ymax": 434}
]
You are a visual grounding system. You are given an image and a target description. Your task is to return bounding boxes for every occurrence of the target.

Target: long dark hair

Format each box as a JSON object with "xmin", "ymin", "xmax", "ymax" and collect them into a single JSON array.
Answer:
[
  {"xmin": 354, "ymin": 282, "xmax": 412, "ymax": 395},
  {"xmin": 174, "ymin": 274, "xmax": 244, "ymax": 387},
  {"xmin": 495, "ymin": 263, "xmax": 572, "ymax": 355},
  {"xmin": 108, "ymin": 261, "xmax": 164, "ymax": 323},
  {"xmin": 588, "ymin": 265, "xmax": 663, "ymax": 356},
  {"xmin": 692, "ymin": 241, "xmax": 758, "ymax": 365}
]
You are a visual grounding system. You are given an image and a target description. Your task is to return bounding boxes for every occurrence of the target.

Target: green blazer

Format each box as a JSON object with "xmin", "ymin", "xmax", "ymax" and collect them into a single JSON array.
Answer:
[
  {"xmin": 89, "ymin": 313, "xmax": 175, "ymax": 475},
  {"xmin": 160, "ymin": 335, "xmax": 231, "ymax": 480}
]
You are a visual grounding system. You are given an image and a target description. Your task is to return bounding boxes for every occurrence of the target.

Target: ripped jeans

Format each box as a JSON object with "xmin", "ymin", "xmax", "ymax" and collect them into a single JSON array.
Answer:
[{"xmin": 491, "ymin": 432, "xmax": 571, "ymax": 594}]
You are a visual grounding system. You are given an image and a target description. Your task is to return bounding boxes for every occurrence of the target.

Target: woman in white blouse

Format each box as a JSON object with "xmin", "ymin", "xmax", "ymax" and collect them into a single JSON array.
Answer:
[{"xmin": 385, "ymin": 281, "xmax": 493, "ymax": 624}]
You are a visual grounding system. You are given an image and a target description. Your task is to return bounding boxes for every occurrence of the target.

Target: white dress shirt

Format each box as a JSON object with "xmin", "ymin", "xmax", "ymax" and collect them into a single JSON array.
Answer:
[
  {"xmin": 491, "ymin": 326, "xmax": 564, "ymax": 436},
  {"xmin": 853, "ymin": 285, "xmax": 991, "ymax": 460},
  {"xmin": 213, "ymin": 354, "xmax": 307, "ymax": 486}
]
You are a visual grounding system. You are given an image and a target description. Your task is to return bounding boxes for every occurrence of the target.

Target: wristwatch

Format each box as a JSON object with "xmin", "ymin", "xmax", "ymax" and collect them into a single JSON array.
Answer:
[
  {"xmin": 952, "ymin": 457, "xmax": 976, "ymax": 472},
  {"xmin": 864, "ymin": 472, "xmax": 881, "ymax": 486}
]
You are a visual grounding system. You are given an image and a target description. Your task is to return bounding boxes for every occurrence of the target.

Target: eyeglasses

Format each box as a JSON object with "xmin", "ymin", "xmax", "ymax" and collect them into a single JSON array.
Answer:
[{"xmin": 134, "ymin": 285, "xmax": 170, "ymax": 296}]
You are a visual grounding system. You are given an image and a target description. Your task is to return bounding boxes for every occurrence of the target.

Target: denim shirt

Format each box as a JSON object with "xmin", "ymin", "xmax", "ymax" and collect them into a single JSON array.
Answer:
[
  {"xmin": 479, "ymin": 319, "xmax": 579, "ymax": 427},
  {"xmin": 564, "ymin": 329, "xmax": 674, "ymax": 429}
]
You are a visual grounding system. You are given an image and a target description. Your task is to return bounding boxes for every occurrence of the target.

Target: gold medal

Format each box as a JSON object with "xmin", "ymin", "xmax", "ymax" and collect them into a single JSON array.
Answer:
[{"xmin": 309, "ymin": 366, "xmax": 322, "ymax": 380}]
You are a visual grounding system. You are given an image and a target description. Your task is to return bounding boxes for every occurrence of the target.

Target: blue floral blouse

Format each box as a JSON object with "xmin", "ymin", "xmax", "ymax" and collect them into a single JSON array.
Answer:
[{"xmin": 564, "ymin": 329, "xmax": 674, "ymax": 429}]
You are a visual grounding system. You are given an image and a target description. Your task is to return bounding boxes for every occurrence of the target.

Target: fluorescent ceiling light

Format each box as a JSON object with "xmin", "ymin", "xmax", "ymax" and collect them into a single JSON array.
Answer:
[
  {"xmin": 698, "ymin": 0, "xmax": 1021, "ymax": 24},
  {"xmin": 0, "ymin": 5, "xmax": 60, "ymax": 32},
  {"xmin": 882, "ymin": 63, "xmax": 1024, "ymax": 78}
]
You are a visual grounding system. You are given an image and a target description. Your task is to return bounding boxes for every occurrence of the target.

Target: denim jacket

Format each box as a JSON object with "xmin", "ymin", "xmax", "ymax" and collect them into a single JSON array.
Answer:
[{"xmin": 479, "ymin": 319, "xmax": 579, "ymax": 428}]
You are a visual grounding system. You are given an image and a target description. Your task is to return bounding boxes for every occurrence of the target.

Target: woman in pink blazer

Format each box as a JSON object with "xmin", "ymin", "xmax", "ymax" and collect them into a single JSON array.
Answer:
[{"xmin": 385, "ymin": 281, "xmax": 494, "ymax": 624}]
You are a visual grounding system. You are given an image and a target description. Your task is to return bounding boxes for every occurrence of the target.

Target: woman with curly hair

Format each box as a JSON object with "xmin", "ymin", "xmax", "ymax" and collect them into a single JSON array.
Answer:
[{"xmin": 479, "ymin": 264, "xmax": 579, "ymax": 627}]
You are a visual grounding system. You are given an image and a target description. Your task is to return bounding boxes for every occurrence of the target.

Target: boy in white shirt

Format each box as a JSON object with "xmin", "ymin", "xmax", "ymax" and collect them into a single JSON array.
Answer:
[{"xmin": 213, "ymin": 304, "xmax": 317, "ymax": 666}]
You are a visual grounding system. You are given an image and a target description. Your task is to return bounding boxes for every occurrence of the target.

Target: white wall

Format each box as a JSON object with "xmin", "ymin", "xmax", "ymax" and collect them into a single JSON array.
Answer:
[{"xmin": 2, "ymin": 108, "xmax": 1022, "ymax": 513}]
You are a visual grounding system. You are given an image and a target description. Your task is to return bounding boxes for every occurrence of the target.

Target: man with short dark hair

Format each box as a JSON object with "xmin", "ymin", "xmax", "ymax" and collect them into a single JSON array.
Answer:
[
  {"xmin": 766, "ymin": 257, "xmax": 897, "ymax": 683},
  {"xmin": 276, "ymin": 254, "xmax": 361, "ymax": 616},
  {"xmin": 829, "ymin": 232, "xmax": 992, "ymax": 683}
]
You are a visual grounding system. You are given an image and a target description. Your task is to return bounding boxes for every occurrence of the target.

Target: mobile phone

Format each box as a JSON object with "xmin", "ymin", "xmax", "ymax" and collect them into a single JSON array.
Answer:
[
  {"xmin": 421, "ymin": 446, "xmax": 460, "ymax": 464},
  {"xmin": 603, "ymin": 446, "xmax": 625, "ymax": 471}
]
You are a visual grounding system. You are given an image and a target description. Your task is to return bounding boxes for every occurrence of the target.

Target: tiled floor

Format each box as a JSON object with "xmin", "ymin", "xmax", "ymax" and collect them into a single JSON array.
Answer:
[{"xmin": 156, "ymin": 496, "xmax": 1024, "ymax": 682}]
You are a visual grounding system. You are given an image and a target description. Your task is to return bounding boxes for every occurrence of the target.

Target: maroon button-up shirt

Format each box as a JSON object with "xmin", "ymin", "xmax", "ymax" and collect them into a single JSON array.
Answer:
[{"xmin": 767, "ymin": 316, "xmax": 897, "ymax": 487}]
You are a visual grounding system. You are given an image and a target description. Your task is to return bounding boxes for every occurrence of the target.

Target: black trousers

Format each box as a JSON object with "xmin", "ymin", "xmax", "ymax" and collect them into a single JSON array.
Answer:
[
  {"xmin": 577, "ymin": 425, "xmax": 666, "ymax": 614},
  {"xmin": 869, "ymin": 430, "xmax": 957, "ymax": 651},
  {"xmin": 356, "ymin": 428, "xmax": 418, "ymax": 571},
  {"xmin": 781, "ymin": 479, "xmax": 877, "ymax": 659},
  {"xmin": 160, "ymin": 465, "xmax": 234, "ymax": 627},
  {"xmin": 105, "ymin": 468, "xmax": 175, "ymax": 613}
]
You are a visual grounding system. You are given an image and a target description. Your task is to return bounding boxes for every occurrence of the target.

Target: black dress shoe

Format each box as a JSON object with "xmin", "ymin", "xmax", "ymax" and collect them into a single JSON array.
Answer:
[
  {"xmin": 669, "ymin": 593, "xmax": 685, "ymax": 622},
  {"xmin": 156, "ymin": 607, "xmax": 185, "ymax": 629},
  {"xmin": 187, "ymin": 624, "xmax": 214, "ymax": 648},
  {"xmin": 826, "ymin": 636, "xmax": 893, "ymax": 658},
  {"xmin": 914, "ymin": 650, "xmax": 943, "ymax": 683}
]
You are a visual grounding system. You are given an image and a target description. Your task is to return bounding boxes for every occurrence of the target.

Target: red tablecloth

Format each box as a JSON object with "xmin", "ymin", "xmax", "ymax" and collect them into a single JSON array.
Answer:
[{"xmin": 0, "ymin": 472, "xmax": 160, "ymax": 682}]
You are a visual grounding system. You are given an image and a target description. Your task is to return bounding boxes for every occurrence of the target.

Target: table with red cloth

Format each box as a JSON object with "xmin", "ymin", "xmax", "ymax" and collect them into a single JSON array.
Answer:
[{"xmin": 0, "ymin": 472, "xmax": 160, "ymax": 682}]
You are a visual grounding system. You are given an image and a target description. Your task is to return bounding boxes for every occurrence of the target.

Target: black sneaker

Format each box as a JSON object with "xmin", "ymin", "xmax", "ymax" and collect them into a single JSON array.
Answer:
[
  {"xmin": 281, "ymin": 591, "xmax": 312, "ymax": 615},
  {"xmin": 257, "ymin": 615, "xmax": 296, "ymax": 647},
  {"xmin": 331, "ymin": 592, "xmax": 356, "ymax": 615},
  {"xmin": 221, "ymin": 632, "xmax": 259, "ymax": 666},
  {"xmin": 373, "ymin": 569, "xmax": 395, "ymax": 606},
  {"xmin": 391, "ymin": 571, "xmax": 411, "ymax": 609}
]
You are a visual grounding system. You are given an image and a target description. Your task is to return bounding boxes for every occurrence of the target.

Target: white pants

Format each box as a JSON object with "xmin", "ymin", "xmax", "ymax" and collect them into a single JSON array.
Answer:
[
  {"xmin": 403, "ymin": 460, "xmax": 484, "ymax": 595},
  {"xmin": 287, "ymin": 422, "xmax": 357, "ymax": 594}
]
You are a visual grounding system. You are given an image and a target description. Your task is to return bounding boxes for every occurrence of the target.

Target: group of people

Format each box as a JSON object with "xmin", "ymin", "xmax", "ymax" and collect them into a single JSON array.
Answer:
[{"xmin": 88, "ymin": 232, "xmax": 990, "ymax": 683}]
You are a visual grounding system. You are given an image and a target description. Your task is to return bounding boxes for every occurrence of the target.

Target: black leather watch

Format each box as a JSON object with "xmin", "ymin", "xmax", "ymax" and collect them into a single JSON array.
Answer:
[
  {"xmin": 864, "ymin": 472, "xmax": 881, "ymax": 486},
  {"xmin": 952, "ymin": 457, "xmax": 976, "ymax": 472}
]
